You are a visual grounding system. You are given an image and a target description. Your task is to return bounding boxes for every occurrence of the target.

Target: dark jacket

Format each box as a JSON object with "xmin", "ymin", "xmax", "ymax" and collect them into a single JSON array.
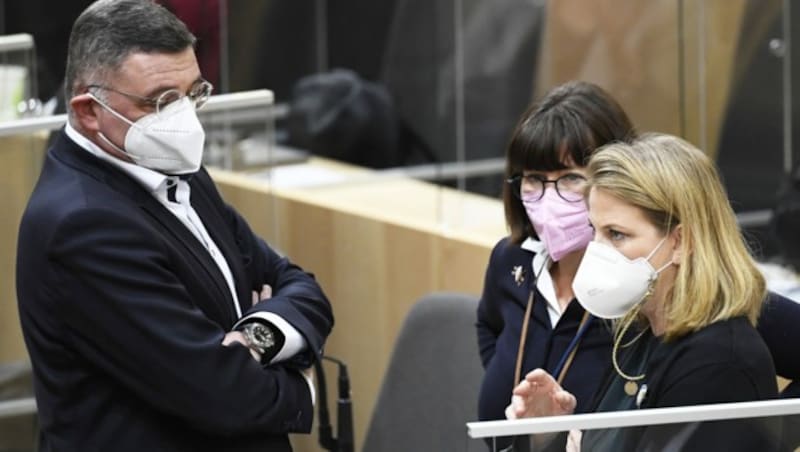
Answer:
[
  {"xmin": 476, "ymin": 237, "xmax": 614, "ymax": 423},
  {"xmin": 16, "ymin": 130, "xmax": 334, "ymax": 452},
  {"xmin": 585, "ymin": 317, "xmax": 781, "ymax": 451}
]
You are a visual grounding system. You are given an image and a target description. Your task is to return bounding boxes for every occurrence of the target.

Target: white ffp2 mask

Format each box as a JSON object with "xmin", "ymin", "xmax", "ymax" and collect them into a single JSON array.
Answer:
[
  {"xmin": 572, "ymin": 238, "xmax": 672, "ymax": 319},
  {"xmin": 90, "ymin": 94, "xmax": 205, "ymax": 175}
]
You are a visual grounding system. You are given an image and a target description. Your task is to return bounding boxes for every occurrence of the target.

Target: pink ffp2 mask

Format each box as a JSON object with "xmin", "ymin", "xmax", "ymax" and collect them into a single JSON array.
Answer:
[{"xmin": 522, "ymin": 189, "xmax": 593, "ymax": 261}]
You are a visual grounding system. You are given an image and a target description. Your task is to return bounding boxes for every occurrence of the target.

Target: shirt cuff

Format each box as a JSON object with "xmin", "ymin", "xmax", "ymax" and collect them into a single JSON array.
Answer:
[
  {"xmin": 234, "ymin": 312, "xmax": 306, "ymax": 364},
  {"xmin": 300, "ymin": 368, "xmax": 316, "ymax": 406}
]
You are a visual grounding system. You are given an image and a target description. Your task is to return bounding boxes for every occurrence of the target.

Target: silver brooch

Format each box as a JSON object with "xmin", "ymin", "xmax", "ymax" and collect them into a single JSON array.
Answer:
[{"xmin": 511, "ymin": 265, "xmax": 525, "ymax": 286}]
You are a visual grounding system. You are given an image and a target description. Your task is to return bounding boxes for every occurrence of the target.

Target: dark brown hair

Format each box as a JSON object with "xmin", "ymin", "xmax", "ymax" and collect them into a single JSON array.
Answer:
[
  {"xmin": 66, "ymin": 0, "xmax": 196, "ymax": 102},
  {"xmin": 504, "ymin": 81, "xmax": 636, "ymax": 244}
]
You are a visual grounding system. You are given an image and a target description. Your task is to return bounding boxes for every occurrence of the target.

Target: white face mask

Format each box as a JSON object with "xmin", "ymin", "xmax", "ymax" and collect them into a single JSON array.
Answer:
[
  {"xmin": 90, "ymin": 94, "xmax": 205, "ymax": 175},
  {"xmin": 572, "ymin": 237, "xmax": 672, "ymax": 319}
]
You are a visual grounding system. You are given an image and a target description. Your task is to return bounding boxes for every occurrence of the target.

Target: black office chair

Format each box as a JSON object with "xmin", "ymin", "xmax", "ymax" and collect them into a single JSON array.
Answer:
[{"xmin": 362, "ymin": 292, "xmax": 484, "ymax": 452}]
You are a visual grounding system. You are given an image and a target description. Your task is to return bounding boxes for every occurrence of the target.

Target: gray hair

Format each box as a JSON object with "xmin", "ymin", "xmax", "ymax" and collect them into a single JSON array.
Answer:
[{"xmin": 65, "ymin": 0, "xmax": 196, "ymax": 106}]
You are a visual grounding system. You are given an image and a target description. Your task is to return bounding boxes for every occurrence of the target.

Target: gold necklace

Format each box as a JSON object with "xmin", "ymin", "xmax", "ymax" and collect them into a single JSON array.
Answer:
[{"xmin": 612, "ymin": 307, "xmax": 647, "ymax": 396}]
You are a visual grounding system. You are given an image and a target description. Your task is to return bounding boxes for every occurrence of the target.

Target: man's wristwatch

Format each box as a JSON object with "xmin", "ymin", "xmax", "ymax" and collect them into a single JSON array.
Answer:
[{"xmin": 240, "ymin": 321, "xmax": 284, "ymax": 364}]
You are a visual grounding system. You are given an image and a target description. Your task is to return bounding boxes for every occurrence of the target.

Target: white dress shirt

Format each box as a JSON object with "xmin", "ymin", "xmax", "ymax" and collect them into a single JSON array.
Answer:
[{"xmin": 520, "ymin": 237, "xmax": 565, "ymax": 327}]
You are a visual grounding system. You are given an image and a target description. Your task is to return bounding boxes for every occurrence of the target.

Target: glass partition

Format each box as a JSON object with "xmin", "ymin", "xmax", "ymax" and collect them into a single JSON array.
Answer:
[
  {"xmin": 215, "ymin": 1, "xmax": 797, "ymax": 255},
  {"xmin": 217, "ymin": 0, "xmax": 508, "ymax": 244}
]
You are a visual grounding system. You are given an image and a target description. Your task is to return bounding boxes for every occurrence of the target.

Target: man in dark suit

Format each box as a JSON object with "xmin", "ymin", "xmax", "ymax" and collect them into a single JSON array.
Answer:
[{"xmin": 15, "ymin": 1, "xmax": 333, "ymax": 451}]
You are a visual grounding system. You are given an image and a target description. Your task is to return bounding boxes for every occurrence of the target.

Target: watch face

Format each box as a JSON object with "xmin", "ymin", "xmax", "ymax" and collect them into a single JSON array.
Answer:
[{"xmin": 251, "ymin": 324, "xmax": 275, "ymax": 348}]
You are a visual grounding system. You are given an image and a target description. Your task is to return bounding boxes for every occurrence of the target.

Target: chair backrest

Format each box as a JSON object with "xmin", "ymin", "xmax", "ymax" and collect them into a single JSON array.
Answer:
[{"xmin": 362, "ymin": 292, "xmax": 483, "ymax": 452}]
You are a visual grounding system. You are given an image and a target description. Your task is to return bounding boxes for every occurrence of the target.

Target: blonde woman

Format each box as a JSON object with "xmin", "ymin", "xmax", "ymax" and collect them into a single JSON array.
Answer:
[{"xmin": 507, "ymin": 134, "xmax": 782, "ymax": 451}]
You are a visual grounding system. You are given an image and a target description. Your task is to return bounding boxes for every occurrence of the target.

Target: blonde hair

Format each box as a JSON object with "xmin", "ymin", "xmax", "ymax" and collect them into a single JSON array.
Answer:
[{"xmin": 587, "ymin": 134, "xmax": 765, "ymax": 341}]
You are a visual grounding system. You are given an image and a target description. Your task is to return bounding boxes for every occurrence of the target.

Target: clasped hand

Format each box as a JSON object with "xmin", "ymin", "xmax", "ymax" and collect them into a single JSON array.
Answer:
[{"xmin": 505, "ymin": 368, "xmax": 577, "ymax": 420}]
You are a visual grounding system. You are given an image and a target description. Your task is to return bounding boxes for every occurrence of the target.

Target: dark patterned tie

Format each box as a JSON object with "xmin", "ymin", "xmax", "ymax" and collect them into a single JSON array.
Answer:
[{"xmin": 166, "ymin": 178, "xmax": 178, "ymax": 203}]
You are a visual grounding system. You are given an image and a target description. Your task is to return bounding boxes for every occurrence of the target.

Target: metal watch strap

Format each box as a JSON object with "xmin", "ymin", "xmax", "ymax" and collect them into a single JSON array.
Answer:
[{"xmin": 240, "ymin": 321, "xmax": 284, "ymax": 364}]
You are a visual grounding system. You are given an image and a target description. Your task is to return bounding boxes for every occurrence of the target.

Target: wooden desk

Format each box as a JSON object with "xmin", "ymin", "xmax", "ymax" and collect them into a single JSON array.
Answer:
[{"xmin": 210, "ymin": 159, "xmax": 506, "ymax": 452}]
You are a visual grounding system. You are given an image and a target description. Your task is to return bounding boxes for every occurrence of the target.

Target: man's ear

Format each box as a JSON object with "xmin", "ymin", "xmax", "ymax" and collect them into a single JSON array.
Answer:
[
  {"xmin": 70, "ymin": 93, "xmax": 100, "ymax": 132},
  {"xmin": 669, "ymin": 224, "xmax": 685, "ymax": 265}
]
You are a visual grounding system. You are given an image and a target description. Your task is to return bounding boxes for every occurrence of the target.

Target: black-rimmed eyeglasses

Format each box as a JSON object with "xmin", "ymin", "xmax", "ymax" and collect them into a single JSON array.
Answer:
[
  {"xmin": 506, "ymin": 173, "xmax": 588, "ymax": 202},
  {"xmin": 87, "ymin": 79, "xmax": 214, "ymax": 115}
]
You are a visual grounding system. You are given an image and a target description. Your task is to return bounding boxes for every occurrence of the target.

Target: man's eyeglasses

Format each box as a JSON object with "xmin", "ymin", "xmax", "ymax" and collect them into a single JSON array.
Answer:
[
  {"xmin": 507, "ymin": 173, "xmax": 588, "ymax": 202},
  {"xmin": 87, "ymin": 80, "xmax": 213, "ymax": 115}
]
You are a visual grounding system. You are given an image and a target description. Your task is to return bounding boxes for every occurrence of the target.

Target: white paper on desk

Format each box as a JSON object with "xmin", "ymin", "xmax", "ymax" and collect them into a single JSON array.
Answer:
[{"xmin": 253, "ymin": 164, "xmax": 348, "ymax": 188}]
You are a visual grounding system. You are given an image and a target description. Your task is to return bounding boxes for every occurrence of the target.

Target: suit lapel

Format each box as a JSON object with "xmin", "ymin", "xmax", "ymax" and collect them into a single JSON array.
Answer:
[
  {"xmin": 137, "ymin": 197, "xmax": 239, "ymax": 324},
  {"xmin": 188, "ymin": 179, "xmax": 250, "ymax": 317},
  {"xmin": 52, "ymin": 133, "xmax": 239, "ymax": 326}
]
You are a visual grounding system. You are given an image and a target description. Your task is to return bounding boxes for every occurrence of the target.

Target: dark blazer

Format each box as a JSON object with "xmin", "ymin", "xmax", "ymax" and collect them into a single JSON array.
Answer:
[
  {"xmin": 16, "ymin": 130, "xmax": 334, "ymax": 452},
  {"xmin": 476, "ymin": 237, "xmax": 614, "ymax": 423},
  {"xmin": 585, "ymin": 317, "xmax": 781, "ymax": 451}
]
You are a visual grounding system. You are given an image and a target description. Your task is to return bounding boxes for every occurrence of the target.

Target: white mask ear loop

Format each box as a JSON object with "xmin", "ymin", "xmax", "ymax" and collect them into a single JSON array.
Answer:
[
  {"xmin": 86, "ymin": 92, "xmax": 137, "ymax": 127},
  {"xmin": 86, "ymin": 93, "xmax": 141, "ymax": 160},
  {"xmin": 645, "ymin": 236, "xmax": 673, "ymax": 274},
  {"xmin": 654, "ymin": 260, "xmax": 673, "ymax": 274},
  {"xmin": 96, "ymin": 131, "xmax": 142, "ymax": 161}
]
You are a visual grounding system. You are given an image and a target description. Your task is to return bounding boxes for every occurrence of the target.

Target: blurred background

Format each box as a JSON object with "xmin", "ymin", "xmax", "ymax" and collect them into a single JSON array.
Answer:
[{"xmin": 3, "ymin": 0, "xmax": 797, "ymax": 234}]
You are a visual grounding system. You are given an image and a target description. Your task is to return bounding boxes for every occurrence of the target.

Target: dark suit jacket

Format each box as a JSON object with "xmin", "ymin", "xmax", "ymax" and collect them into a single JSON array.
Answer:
[{"xmin": 16, "ymin": 130, "xmax": 334, "ymax": 452}]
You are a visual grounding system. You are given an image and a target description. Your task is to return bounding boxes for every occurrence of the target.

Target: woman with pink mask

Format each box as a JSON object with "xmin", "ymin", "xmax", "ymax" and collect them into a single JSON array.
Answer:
[
  {"xmin": 477, "ymin": 82, "xmax": 632, "ymax": 435},
  {"xmin": 476, "ymin": 81, "xmax": 800, "ymax": 450}
]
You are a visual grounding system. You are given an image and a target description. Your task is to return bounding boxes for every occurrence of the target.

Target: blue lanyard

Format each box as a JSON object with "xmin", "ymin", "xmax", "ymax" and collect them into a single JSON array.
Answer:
[{"xmin": 551, "ymin": 311, "xmax": 594, "ymax": 383}]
